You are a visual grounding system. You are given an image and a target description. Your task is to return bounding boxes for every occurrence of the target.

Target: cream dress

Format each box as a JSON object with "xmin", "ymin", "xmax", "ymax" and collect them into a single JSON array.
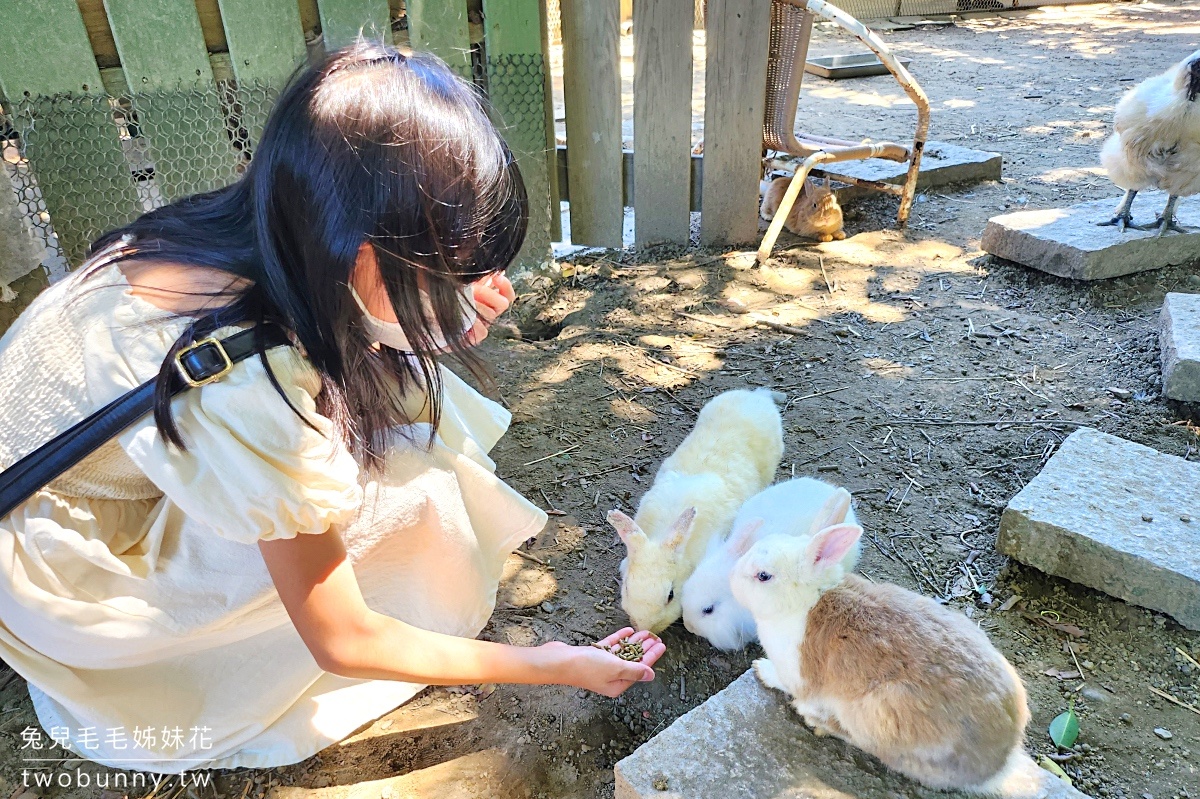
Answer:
[{"xmin": 0, "ymin": 259, "xmax": 546, "ymax": 773}]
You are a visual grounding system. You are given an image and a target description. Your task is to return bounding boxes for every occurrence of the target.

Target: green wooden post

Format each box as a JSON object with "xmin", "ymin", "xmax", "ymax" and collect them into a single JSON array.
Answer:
[
  {"xmin": 104, "ymin": 0, "xmax": 242, "ymax": 203},
  {"xmin": 0, "ymin": 0, "xmax": 141, "ymax": 266},
  {"xmin": 407, "ymin": 0, "xmax": 472, "ymax": 78},
  {"xmin": 483, "ymin": 0, "xmax": 556, "ymax": 277},
  {"xmin": 216, "ymin": 0, "xmax": 308, "ymax": 148},
  {"xmin": 317, "ymin": 0, "xmax": 391, "ymax": 50}
]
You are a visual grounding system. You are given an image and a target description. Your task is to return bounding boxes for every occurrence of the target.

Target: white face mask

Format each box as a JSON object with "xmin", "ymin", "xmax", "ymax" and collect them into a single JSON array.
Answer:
[{"xmin": 349, "ymin": 283, "xmax": 478, "ymax": 353}]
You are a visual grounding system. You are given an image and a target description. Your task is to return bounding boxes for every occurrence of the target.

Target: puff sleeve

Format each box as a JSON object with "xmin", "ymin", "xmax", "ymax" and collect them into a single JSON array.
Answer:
[{"xmin": 119, "ymin": 342, "xmax": 364, "ymax": 545}]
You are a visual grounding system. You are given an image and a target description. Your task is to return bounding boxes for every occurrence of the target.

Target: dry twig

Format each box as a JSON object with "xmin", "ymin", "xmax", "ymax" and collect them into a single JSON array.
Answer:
[
  {"xmin": 755, "ymin": 319, "xmax": 808, "ymax": 336},
  {"xmin": 819, "ymin": 257, "xmax": 835, "ymax": 296},
  {"xmin": 514, "ymin": 549, "xmax": 551, "ymax": 567},
  {"xmin": 524, "ymin": 445, "xmax": 581, "ymax": 467},
  {"xmin": 1149, "ymin": 685, "xmax": 1200, "ymax": 717},
  {"xmin": 787, "ymin": 385, "xmax": 850, "ymax": 407}
]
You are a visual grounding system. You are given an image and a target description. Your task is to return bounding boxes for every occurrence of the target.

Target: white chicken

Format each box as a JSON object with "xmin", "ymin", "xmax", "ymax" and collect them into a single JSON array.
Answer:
[{"xmin": 1099, "ymin": 49, "xmax": 1200, "ymax": 236}]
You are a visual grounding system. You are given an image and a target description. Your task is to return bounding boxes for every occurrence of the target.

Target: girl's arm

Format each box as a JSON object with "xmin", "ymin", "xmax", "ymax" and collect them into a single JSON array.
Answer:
[{"xmin": 259, "ymin": 528, "xmax": 665, "ymax": 698}]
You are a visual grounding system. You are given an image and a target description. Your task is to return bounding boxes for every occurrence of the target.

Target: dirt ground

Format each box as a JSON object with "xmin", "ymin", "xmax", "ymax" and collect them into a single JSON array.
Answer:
[{"xmin": 2, "ymin": 2, "xmax": 1200, "ymax": 798}]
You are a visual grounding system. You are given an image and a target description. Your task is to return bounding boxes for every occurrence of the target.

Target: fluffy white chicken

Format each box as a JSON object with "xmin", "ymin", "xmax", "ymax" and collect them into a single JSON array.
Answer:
[{"xmin": 1099, "ymin": 49, "xmax": 1200, "ymax": 236}]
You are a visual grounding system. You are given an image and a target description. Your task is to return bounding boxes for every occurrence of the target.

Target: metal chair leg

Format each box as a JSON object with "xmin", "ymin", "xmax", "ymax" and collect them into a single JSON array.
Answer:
[{"xmin": 756, "ymin": 151, "xmax": 834, "ymax": 263}]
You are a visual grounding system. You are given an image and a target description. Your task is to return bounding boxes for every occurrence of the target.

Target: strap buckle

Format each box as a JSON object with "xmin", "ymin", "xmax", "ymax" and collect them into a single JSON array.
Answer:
[{"xmin": 174, "ymin": 337, "xmax": 234, "ymax": 387}]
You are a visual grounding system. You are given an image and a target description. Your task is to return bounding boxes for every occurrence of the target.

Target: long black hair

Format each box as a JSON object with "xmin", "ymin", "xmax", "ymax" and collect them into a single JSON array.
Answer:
[{"xmin": 89, "ymin": 41, "xmax": 529, "ymax": 472}]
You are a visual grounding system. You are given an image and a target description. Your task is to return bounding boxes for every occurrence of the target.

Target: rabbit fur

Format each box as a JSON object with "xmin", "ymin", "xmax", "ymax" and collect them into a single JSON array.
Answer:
[
  {"xmin": 731, "ymin": 525, "xmax": 1030, "ymax": 792},
  {"xmin": 681, "ymin": 479, "xmax": 859, "ymax": 651},
  {"xmin": 607, "ymin": 388, "xmax": 783, "ymax": 633},
  {"xmin": 760, "ymin": 175, "xmax": 846, "ymax": 242}
]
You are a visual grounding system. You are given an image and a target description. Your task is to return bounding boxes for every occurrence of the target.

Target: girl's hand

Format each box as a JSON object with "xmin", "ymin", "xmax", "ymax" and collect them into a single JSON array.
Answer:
[
  {"xmin": 465, "ymin": 273, "xmax": 516, "ymax": 346},
  {"xmin": 541, "ymin": 628, "xmax": 666, "ymax": 698}
]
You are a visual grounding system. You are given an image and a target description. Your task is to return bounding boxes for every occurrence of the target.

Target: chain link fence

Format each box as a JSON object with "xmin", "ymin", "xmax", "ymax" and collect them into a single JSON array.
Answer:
[
  {"xmin": 1, "ymin": 82, "xmax": 271, "ymax": 273},
  {"xmin": 0, "ymin": 63, "xmax": 554, "ymax": 286},
  {"xmin": 486, "ymin": 53, "xmax": 555, "ymax": 275}
]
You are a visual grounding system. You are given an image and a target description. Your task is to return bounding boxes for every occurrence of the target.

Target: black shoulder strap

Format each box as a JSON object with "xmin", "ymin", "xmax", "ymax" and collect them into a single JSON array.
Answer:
[{"xmin": 0, "ymin": 325, "xmax": 293, "ymax": 520}]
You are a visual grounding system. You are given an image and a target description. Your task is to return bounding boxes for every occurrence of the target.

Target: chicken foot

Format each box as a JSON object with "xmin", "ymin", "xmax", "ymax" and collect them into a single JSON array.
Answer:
[
  {"xmin": 1098, "ymin": 189, "xmax": 1139, "ymax": 230},
  {"xmin": 1131, "ymin": 195, "xmax": 1195, "ymax": 237}
]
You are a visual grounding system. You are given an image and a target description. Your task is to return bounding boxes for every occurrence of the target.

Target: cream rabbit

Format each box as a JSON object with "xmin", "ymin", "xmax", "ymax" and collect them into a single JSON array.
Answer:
[
  {"xmin": 681, "ymin": 480, "xmax": 859, "ymax": 651},
  {"xmin": 760, "ymin": 175, "xmax": 846, "ymax": 242},
  {"xmin": 607, "ymin": 388, "xmax": 783, "ymax": 633},
  {"xmin": 731, "ymin": 524, "xmax": 1030, "ymax": 792}
]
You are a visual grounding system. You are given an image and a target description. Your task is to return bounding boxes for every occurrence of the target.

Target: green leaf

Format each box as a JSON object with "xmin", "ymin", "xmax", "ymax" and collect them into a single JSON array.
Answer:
[{"xmin": 1049, "ymin": 708, "xmax": 1080, "ymax": 749}]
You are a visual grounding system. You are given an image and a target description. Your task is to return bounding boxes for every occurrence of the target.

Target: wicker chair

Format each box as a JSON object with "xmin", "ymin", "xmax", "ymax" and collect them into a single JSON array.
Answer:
[{"xmin": 757, "ymin": 0, "xmax": 931, "ymax": 262}]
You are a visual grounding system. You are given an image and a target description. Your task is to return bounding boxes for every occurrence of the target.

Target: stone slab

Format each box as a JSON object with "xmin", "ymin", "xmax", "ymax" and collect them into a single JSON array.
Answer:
[
  {"xmin": 981, "ymin": 192, "xmax": 1200, "ymax": 280},
  {"xmin": 998, "ymin": 427, "xmax": 1200, "ymax": 630},
  {"xmin": 821, "ymin": 140, "xmax": 1002, "ymax": 197},
  {"xmin": 1161, "ymin": 292, "xmax": 1200, "ymax": 402},
  {"xmin": 615, "ymin": 671, "xmax": 1090, "ymax": 799}
]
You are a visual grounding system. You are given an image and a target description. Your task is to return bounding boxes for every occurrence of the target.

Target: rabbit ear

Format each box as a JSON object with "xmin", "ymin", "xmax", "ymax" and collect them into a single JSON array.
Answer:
[
  {"xmin": 805, "ymin": 523, "xmax": 862, "ymax": 569},
  {"xmin": 664, "ymin": 507, "xmax": 698, "ymax": 551},
  {"xmin": 608, "ymin": 510, "xmax": 645, "ymax": 548},
  {"xmin": 825, "ymin": 175, "xmax": 833, "ymax": 190},
  {"xmin": 801, "ymin": 178, "xmax": 815, "ymax": 197},
  {"xmin": 726, "ymin": 518, "xmax": 764, "ymax": 558},
  {"xmin": 807, "ymin": 488, "xmax": 852, "ymax": 536}
]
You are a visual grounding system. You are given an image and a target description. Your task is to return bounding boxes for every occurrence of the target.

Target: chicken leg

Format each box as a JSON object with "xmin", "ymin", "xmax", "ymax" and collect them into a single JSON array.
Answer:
[
  {"xmin": 1132, "ymin": 195, "xmax": 1195, "ymax": 237},
  {"xmin": 1097, "ymin": 189, "xmax": 1138, "ymax": 230}
]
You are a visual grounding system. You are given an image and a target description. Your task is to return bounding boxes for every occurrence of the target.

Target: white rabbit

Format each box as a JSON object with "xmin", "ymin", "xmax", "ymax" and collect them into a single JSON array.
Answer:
[
  {"xmin": 730, "ymin": 523, "xmax": 1031, "ymax": 792},
  {"xmin": 681, "ymin": 479, "xmax": 859, "ymax": 650},
  {"xmin": 606, "ymin": 388, "xmax": 783, "ymax": 633}
]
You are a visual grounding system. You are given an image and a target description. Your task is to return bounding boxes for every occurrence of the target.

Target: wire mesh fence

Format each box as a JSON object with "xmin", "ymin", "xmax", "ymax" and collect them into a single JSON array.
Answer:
[
  {"xmin": 1, "ymin": 82, "xmax": 273, "ymax": 271},
  {"xmin": 486, "ymin": 53, "xmax": 555, "ymax": 273},
  {"xmin": 546, "ymin": 0, "xmax": 562, "ymax": 45},
  {"xmin": 0, "ymin": 69, "xmax": 553, "ymax": 280}
]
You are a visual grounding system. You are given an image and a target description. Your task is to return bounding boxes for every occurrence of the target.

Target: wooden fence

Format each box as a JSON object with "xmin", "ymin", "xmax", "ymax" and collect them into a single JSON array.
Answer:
[
  {"xmin": 0, "ymin": 0, "xmax": 788, "ymax": 321},
  {"xmin": 558, "ymin": 0, "xmax": 774, "ymax": 249}
]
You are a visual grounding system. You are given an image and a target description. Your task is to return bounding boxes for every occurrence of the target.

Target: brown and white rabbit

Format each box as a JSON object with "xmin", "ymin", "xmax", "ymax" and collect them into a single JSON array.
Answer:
[
  {"xmin": 731, "ymin": 523, "xmax": 1031, "ymax": 793},
  {"xmin": 759, "ymin": 175, "xmax": 846, "ymax": 242}
]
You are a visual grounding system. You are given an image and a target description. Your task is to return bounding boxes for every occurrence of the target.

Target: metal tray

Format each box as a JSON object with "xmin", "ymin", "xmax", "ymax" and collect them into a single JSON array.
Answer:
[{"xmin": 804, "ymin": 53, "xmax": 912, "ymax": 80}]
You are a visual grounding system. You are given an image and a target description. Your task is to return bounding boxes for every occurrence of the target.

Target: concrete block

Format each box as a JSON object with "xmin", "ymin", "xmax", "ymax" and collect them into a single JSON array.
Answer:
[
  {"xmin": 998, "ymin": 427, "xmax": 1200, "ymax": 630},
  {"xmin": 1161, "ymin": 292, "xmax": 1200, "ymax": 402},
  {"xmin": 981, "ymin": 192, "xmax": 1200, "ymax": 280},
  {"xmin": 825, "ymin": 141, "xmax": 1002, "ymax": 197},
  {"xmin": 616, "ymin": 671, "xmax": 1090, "ymax": 799}
]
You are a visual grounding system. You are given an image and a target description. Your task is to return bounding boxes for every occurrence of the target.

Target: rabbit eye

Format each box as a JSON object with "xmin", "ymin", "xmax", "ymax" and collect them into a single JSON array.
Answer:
[
  {"xmin": 666, "ymin": 589, "xmax": 675, "ymax": 604},
  {"xmin": 756, "ymin": 571, "xmax": 773, "ymax": 583},
  {"xmin": 702, "ymin": 605, "xmax": 715, "ymax": 615}
]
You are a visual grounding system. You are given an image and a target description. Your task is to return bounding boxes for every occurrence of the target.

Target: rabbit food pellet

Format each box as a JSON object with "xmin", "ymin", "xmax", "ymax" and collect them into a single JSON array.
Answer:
[{"xmin": 593, "ymin": 637, "xmax": 644, "ymax": 661}]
